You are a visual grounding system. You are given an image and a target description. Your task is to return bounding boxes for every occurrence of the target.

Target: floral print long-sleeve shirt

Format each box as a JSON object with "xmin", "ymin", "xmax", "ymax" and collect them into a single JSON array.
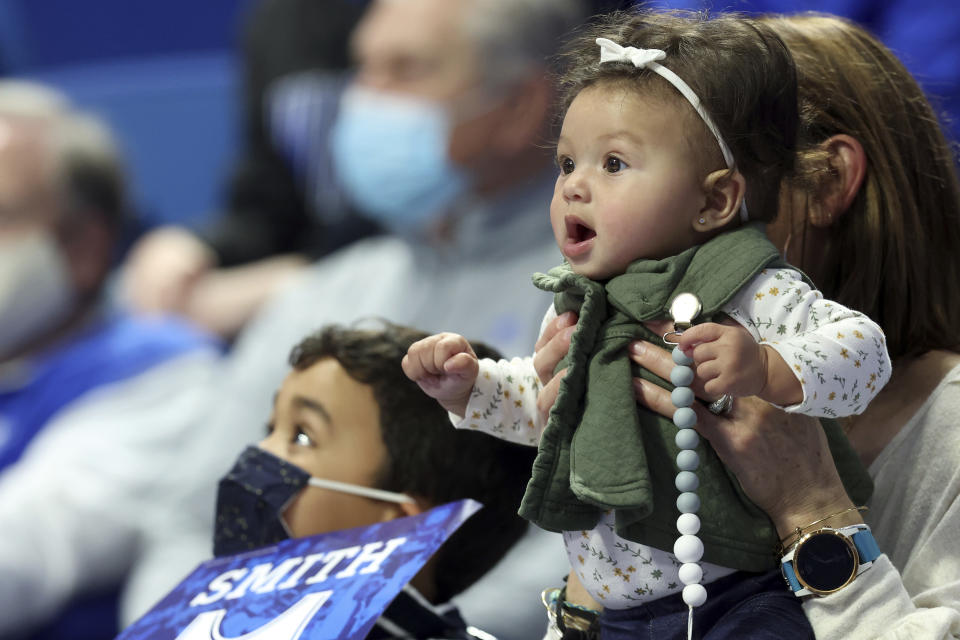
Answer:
[{"xmin": 451, "ymin": 267, "xmax": 891, "ymax": 608}]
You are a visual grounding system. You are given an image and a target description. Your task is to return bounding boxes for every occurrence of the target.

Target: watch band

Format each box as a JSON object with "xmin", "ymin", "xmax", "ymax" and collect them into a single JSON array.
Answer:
[{"xmin": 781, "ymin": 524, "xmax": 881, "ymax": 597}]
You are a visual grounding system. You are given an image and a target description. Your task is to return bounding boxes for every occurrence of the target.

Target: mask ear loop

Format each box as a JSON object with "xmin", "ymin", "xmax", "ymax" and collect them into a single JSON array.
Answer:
[
  {"xmin": 278, "ymin": 478, "xmax": 414, "ymax": 542},
  {"xmin": 307, "ymin": 477, "xmax": 415, "ymax": 504}
]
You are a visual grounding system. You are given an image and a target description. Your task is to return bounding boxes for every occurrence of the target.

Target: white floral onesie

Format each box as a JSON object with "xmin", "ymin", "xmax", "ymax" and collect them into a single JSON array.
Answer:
[{"xmin": 451, "ymin": 267, "xmax": 891, "ymax": 608}]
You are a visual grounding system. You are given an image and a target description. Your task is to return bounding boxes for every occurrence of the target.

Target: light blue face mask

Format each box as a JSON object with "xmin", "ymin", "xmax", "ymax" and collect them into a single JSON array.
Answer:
[{"xmin": 329, "ymin": 85, "xmax": 472, "ymax": 233}]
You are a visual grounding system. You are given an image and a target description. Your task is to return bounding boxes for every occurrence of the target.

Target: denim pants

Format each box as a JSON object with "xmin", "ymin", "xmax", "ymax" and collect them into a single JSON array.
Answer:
[{"xmin": 599, "ymin": 568, "xmax": 814, "ymax": 640}]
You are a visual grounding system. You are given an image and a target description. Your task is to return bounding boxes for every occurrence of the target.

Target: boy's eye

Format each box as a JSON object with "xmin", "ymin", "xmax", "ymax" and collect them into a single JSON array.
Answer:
[
  {"xmin": 265, "ymin": 422, "xmax": 275, "ymax": 435},
  {"xmin": 604, "ymin": 156, "xmax": 624, "ymax": 173},
  {"xmin": 293, "ymin": 428, "xmax": 313, "ymax": 447},
  {"xmin": 558, "ymin": 156, "xmax": 575, "ymax": 175}
]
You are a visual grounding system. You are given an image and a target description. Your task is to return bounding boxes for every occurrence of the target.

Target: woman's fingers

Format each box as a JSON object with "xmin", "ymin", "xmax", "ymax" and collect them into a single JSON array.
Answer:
[
  {"xmin": 629, "ymin": 340, "xmax": 714, "ymax": 400},
  {"xmin": 534, "ymin": 311, "xmax": 575, "ymax": 352},
  {"xmin": 533, "ymin": 312, "xmax": 577, "ymax": 386},
  {"xmin": 530, "ymin": 312, "xmax": 576, "ymax": 425},
  {"xmin": 634, "ymin": 378, "xmax": 768, "ymax": 500},
  {"xmin": 537, "ymin": 367, "xmax": 567, "ymax": 426},
  {"xmin": 628, "ymin": 341, "xmax": 674, "ymax": 379},
  {"xmin": 633, "ymin": 377, "xmax": 722, "ymax": 439}
]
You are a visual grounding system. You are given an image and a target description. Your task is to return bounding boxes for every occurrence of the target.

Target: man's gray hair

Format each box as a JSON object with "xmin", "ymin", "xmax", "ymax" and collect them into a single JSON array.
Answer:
[
  {"xmin": 0, "ymin": 80, "xmax": 127, "ymax": 229},
  {"xmin": 463, "ymin": 0, "xmax": 588, "ymax": 88}
]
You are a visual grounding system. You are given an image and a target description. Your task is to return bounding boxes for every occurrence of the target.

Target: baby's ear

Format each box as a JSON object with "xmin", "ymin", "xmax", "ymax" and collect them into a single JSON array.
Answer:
[{"xmin": 695, "ymin": 169, "xmax": 746, "ymax": 232}]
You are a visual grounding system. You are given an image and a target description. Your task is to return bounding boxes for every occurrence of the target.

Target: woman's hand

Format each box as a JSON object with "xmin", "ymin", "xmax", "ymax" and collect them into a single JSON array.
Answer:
[
  {"xmin": 629, "ymin": 339, "xmax": 863, "ymax": 538},
  {"xmin": 532, "ymin": 311, "xmax": 577, "ymax": 425}
]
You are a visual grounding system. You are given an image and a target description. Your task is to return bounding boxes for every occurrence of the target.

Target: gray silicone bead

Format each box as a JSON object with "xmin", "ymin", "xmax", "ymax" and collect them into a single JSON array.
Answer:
[
  {"xmin": 676, "ymin": 491, "xmax": 701, "ymax": 513},
  {"xmin": 675, "ymin": 428, "xmax": 699, "ymax": 450},
  {"xmin": 672, "ymin": 407, "xmax": 697, "ymax": 429},
  {"xmin": 670, "ymin": 365, "xmax": 695, "ymax": 387},
  {"xmin": 672, "ymin": 347, "xmax": 694, "ymax": 366},
  {"xmin": 675, "ymin": 470, "xmax": 699, "ymax": 492},
  {"xmin": 676, "ymin": 449, "xmax": 699, "ymax": 471},
  {"xmin": 671, "ymin": 386, "xmax": 695, "ymax": 408}
]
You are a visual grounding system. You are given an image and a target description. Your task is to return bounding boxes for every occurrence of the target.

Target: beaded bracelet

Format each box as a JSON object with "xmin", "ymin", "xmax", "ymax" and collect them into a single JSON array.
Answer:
[
  {"xmin": 540, "ymin": 587, "xmax": 601, "ymax": 636},
  {"xmin": 778, "ymin": 505, "xmax": 868, "ymax": 552}
]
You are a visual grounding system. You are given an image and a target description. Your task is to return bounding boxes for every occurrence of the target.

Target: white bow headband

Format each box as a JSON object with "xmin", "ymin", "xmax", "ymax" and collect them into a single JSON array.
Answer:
[{"xmin": 596, "ymin": 37, "xmax": 748, "ymax": 222}]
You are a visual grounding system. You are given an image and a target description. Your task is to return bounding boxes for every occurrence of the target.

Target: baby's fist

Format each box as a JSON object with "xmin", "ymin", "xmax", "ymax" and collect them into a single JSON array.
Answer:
[{"xmin": 402, "ymin": 333, "xmax": 479, "ymax": 417}]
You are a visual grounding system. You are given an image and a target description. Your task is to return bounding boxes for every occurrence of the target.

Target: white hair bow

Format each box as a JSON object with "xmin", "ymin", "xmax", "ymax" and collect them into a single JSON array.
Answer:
[
  {"xmin": 595, "ymin": 37, "xmax": 748, "ymax": 222},
  {"xmin": 597, "ymin": 37, "xmax": 666, "ymax": 68}
]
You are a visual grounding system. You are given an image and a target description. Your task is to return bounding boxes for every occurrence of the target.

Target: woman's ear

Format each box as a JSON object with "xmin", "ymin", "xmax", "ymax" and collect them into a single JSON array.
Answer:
[
  {"xmin": 695, "ymin": 169, "xmax": 746, "ymax": 232},
  {"xmin": 809, "ymin": 134, "xmax": 866, "ymax": 228}
]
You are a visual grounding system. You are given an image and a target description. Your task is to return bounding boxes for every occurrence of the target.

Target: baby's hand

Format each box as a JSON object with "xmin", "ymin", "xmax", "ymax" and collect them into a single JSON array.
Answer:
[
  {"xmin": 677, "ymin": 322, "xmax": 770, "ymax": 399},
  {"xmin": 402, "ymin": 332, "xmax": 479, "ymax": 417}
]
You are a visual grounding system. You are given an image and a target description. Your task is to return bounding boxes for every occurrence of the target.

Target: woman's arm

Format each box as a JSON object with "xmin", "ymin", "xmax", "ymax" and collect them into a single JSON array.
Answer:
[
  {"xmin": 628, "ymin": 339, "xmax": 960, "ymax": 639},
  {"xmin": 536, "ymin": 317, "xmax": 959, "ymax": 638}
]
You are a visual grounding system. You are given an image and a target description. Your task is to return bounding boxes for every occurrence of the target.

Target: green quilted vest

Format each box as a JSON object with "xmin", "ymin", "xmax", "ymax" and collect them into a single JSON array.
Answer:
[{"xmin": 518, "ymin": 223, "xmax": 873, "ymax": 571}]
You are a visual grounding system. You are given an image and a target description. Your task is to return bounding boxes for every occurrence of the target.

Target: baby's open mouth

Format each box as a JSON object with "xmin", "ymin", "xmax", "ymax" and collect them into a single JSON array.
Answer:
[{"xmin": 566, "ymin": 218, "xmax": 596, "ymax": 243}]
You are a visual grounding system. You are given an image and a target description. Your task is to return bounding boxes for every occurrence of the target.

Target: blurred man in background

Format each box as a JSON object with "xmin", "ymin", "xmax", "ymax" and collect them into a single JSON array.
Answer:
[
  {"xmin": 122, "ymin": 0, "xmax": 374, "ymax": 338},
  {"xmin": 0, "ymin": 81, "xmax": 220, "ymax": 638}
]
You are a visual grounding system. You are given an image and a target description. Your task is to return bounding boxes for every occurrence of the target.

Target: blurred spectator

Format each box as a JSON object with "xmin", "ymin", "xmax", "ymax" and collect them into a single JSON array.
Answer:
[
  {"xmin": 121, "ymin": 1, "xmax": 588, "ymax": 638},
  {"xmin": 122, "ymin": 0, "xmax": 375, "ymax": 338},
  {"xmin": 0, "ymin": 0, "xmax": 249, "ymax": 236},
  {"xmin": 0, "ymin": 81, "xmax": 220, "ymax": 638},
  {"xmin": 121, "ymin": 0, "xmax": 632, "ymax": 340}
]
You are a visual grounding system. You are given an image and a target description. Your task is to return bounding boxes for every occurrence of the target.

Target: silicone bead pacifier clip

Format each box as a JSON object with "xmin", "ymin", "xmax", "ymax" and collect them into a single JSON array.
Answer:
[{"xmin": 663, "ymin": 292, "xmax": 706, "ymax": 640}]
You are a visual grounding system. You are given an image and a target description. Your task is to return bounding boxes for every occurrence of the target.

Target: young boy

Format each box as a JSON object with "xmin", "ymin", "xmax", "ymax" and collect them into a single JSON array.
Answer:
[{"xmin": 213, "ymin": 321, "xmax": 536, "ymax": 639}]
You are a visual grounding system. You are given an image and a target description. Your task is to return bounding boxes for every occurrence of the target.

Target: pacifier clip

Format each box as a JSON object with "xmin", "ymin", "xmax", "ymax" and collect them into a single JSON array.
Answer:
[{"xmin": 664, "ymin": 292, "xmax": 707, "ymax": 640}]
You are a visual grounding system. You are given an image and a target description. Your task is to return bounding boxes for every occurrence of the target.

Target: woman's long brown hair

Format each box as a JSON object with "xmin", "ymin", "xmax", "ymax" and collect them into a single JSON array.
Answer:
[{"xmin": 765, "ymin": 14, "xmax": 960, "ymax": 359}]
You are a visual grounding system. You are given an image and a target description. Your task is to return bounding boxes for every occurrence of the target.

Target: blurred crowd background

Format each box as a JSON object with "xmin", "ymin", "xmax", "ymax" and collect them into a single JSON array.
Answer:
[
  {"xmin": 1, "ymin": 0, "xmax": 956, "ymax": 245},
  {"xmin": 0, "ymin": 0, "xmax": 957, "ymax": 638},
  {"xmin": 0, "ymin": 0, "xmax": 247, "ymax": 237}
]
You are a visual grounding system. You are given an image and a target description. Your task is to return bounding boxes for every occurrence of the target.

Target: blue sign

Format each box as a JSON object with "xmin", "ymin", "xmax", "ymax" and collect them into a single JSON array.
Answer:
[{"xmin": 118, "ymin": 500, "xmax": 481, "ymax": 640}]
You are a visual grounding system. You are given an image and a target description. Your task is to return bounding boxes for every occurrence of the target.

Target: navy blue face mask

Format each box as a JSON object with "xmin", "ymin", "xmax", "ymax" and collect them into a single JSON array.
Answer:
[
  {"xmin": 213, "ymin": 446, "xmax": 414, "ymax": 558},
  {"xmin": 213, "ymin": 446, "xmax": 310, "ymax": 557}
]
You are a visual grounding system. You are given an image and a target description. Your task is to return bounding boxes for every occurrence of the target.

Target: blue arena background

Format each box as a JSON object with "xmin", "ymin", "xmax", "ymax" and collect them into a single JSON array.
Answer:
[
  {"xmin": 0, "ymin": 0, "xmax": 251, "ymax": 233},
  {"xmin": 1, "ymin": 0, "xmax": 956, "ymax": 238}
]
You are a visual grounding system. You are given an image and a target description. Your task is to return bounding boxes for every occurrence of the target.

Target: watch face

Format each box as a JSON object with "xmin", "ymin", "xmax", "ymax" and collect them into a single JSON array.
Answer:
[{"xmin": 795, "ymin": 531, "xmax": 858, "ymax": 594}]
